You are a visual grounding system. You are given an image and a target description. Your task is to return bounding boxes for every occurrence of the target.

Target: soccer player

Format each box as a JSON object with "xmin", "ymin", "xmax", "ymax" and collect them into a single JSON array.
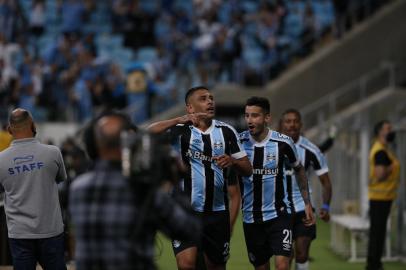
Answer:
[
  {"xmin": 148, "ymin": 86, "xmax": 252, "ymax": 270},
  {"xmin": 279, "ymin": 109, "xmax": 332, "ymax": 270},
  {"xmin": 239, "ymin": 97, "xmax": 315, "ymax": 270}
]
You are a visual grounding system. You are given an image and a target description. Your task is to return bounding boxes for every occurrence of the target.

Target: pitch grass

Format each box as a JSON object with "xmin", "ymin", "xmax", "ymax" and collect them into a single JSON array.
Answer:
[{"xmin": 155, "ymin": 216, "xmax": 405, "ymax": 270}]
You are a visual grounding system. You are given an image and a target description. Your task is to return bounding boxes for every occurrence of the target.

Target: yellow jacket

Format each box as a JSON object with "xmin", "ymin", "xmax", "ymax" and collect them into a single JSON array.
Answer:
[
  {"xmin": 368, "ymin": 141, "xmax": 400, "ymax": 201},
  {"xmin": 0, "ymin": 130, "xmax": 12, "ymax": 152}
]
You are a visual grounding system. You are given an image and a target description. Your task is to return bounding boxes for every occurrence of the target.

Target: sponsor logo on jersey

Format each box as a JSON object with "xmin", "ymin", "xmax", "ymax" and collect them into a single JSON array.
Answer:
[
  {"xmin": 193, "ymin": 139, "xmax": 202, "ymax": 144},
  {"xmin": 213, "ymin": 141, "xmax": 223, "ymax": 150},
  {"xmin": 172, "ymin": 240, "xmax": 181, "ymax": 248},
  {"xmin": 283, "ymin": 243, "xmax": 291, "ymax": 251},
  {"xmin": 277, "ymin": 133, "xmax": 290, "ymax": 140},
  {"xmin": 285, "ymin": 168, "xmax": 294, "ymax": 176},
  {"xmin": 186, "ymin": 149, "xmax": 212, "ymax": 162},
  {"xmin": 266, "ymin": 153, "xmax": 276, "ymax": 162},
  {"xmin": 248, "ymin": 252, "xmax": 256, "ymax": 262},
  {"xmin": 253, "ymin": 167, "xmax": 279, "ymax": 175}
]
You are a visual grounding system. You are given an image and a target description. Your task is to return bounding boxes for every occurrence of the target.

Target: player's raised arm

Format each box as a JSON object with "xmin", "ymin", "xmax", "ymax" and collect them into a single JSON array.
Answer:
[{"xmin": 147, "ymin": 113, "xmax": 208, "ymax": 133}]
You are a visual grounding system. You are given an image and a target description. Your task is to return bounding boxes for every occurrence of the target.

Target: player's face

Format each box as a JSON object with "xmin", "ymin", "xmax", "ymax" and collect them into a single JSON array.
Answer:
[
  {"xmin": 186, "ymin": 89, "xmax": 215, "ymax": 118},
  {"xmin": 281, "ymin": 112, "xmax": 302, "ymax": 141},
  {"xmin": 245, "ymin": 105, "xmax": 270, "ymax": 138}
]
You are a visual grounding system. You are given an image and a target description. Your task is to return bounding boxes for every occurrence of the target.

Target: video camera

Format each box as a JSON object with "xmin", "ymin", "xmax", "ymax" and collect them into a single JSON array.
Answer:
[{"xmin": 121, "ymin": 130, "xmax": 181, "ymax": 187}]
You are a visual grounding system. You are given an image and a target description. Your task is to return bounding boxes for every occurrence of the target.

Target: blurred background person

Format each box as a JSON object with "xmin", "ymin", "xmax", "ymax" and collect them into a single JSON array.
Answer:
[{"xmin": 366, "ymin": 120, "xmax": 400, "ymax": 270}]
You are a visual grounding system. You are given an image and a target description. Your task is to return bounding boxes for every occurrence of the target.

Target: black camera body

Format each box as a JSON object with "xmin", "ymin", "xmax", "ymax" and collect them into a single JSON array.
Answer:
[{"xmin": 121, "ymin": 130, "xmax": 179, "ymax": 187}]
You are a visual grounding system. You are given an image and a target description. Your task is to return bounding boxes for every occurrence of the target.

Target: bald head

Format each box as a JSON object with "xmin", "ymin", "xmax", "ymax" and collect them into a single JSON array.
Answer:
[
  {"xmin": 94, "ymin": 115, "xmax": 125, "ymax": 152},
  {"xmin": 8, "ymin": 108, "xmax": 36, "ymax": 139}
]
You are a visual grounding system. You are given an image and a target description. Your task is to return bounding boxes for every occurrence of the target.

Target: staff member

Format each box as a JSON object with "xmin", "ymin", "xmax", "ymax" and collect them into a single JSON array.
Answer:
[
  {"xmin": 366, "ymin": 120, "xmax": 400, "ymax": 270},
  {"xmin": 0, "ymin": 108, "xmax": 67, "ymax": 270}
]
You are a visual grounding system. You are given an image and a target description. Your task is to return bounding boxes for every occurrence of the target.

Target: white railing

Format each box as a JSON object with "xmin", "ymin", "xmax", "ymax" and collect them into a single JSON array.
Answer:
[{"xmin": 301, "ymin": 62, "xmax": 400, "ymax": 130}]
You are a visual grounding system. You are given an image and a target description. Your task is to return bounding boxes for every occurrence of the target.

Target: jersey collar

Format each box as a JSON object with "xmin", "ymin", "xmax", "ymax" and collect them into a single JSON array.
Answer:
[
  {"xmin": 11, "ymin": 138, "xmax": 38, "ymax": 145},
  {"xmin": 250, "ymin": 128, "xmax": 271, "ymax": 147},
  {"xmin": 192, "ymin": 119, "xmax": 215, "ymax": 134}
]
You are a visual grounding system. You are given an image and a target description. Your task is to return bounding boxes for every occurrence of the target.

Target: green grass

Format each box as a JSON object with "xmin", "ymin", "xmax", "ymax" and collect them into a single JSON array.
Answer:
[{"xmin": 155, "ymin": 217, "xmax": 405, "ymax": 269}]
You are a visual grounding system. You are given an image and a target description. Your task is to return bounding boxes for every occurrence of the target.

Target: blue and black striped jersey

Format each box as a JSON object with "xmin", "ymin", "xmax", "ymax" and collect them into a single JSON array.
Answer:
[
  {"xmin": 170, "ymin": 120, "xmax": 246, "ymax": 212},
  {"xmin": 284, "ymin": 136, "xmax": 329, "ymax": 213},
  {"xmin": 239, "ymin": 129, "xmax": 300, "ymax": 224}
]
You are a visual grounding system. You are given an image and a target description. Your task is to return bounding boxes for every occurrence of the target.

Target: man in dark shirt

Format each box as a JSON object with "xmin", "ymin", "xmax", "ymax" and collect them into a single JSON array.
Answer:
[{"xmin": 69, "ymin": 111, "xmax": 200, "ymax": 270}]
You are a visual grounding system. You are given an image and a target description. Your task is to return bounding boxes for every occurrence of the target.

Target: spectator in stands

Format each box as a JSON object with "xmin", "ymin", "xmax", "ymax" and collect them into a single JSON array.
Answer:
[
  {"xmin": 366, "ymin": 120, "xmax": 400, "ymax": 270},
  {"xmin": 61, "ymin": 0, "xmax": 86, "ymax": 36},
  {"xmin": 29, "ymin": 0, "xmax": 45, "ymax": 56}
]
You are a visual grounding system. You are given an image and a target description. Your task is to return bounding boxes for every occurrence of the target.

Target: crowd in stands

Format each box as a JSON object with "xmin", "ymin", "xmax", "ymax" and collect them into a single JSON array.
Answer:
[{"xmin": 0, "ymin": 0, "xmax": 391, "ymax": 124}]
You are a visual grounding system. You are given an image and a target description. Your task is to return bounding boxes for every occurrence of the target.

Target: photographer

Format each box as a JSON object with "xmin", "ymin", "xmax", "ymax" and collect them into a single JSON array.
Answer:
[{"xmin": 69, "ymin": 111, "xmax": 201, "ymax": 270}]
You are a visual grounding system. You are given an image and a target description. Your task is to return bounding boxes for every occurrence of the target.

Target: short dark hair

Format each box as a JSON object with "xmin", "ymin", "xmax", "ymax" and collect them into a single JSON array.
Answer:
[
  {"xmin": 245, "ymin": 96, "xmax": 270, "ymax": 114},
  {"xmin": 373, "ymin": 120, "xmax": 390, "ymax": 136},
  {"xmin": 281, "ymin": 108, "xmax": 302, "ymax": 121},
  {"xmin": 184, "ymin": 86, "xmax": 209, "ymax": 104}
]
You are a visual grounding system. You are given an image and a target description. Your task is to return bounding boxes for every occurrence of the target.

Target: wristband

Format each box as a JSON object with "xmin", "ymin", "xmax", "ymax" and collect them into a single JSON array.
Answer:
[{"xmin": 321, "ymin": 203, "xmax": 330, "ymax": 212}]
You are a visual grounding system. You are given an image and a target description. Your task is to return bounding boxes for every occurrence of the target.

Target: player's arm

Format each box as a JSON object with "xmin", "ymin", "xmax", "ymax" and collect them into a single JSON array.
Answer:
[
  {"xmin": 214, "ymin": 155, "xmax": 252, "ymax": 177},
  {"xmin": 227, "ymin": 171, "xmax": 241, "ymax": 234},
  {"xmin": 373, "ymin": 150, "xmax": 392, "ymax": 182},
  {"xmin": 318, "ymin": 173, "xmax": 332, "ymax": 222},
  {"xmin": 293, "ymin": 164, "xmax": 315, "ymax": 226},
  {"xmin": 284, "ymin": 140, "xmax": 315, "ymax": 226},
  {"xmin": 147, "ymin": 113, "xmax": 208, "ymax": 133},
  {"xmin": 309, "ymin": 148, "xmax": 332, "ymax": 222}
]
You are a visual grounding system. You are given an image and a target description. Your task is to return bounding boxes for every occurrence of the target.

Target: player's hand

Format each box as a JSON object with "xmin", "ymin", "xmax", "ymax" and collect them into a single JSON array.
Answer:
[
  {"xmin": 303, "ymin": 204, "xmax": 316, "ymax": 226},
  {"xmin": 177, "ymin": 113, "xmax": 208, "ymax": 126},
  {"xmin": 213, "ymin": 154, "xmax": 234, "ymax": 168},
  {"xmin": 319, "ymin": 208, "xmax": 330, "ymax": 222}
]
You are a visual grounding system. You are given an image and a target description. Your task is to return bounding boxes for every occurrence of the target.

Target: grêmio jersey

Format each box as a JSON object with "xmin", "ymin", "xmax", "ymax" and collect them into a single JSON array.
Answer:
[
  {"xmin": 284, "ymin": 136, "xmax": 328, "ymax": 213},
  {"xmin": 239, "ymin": 129, "xmax": 300, "ymax": 224},
  {"xmin": 169, "ymin": 120, "xmax": 246, "ymax": 212}
]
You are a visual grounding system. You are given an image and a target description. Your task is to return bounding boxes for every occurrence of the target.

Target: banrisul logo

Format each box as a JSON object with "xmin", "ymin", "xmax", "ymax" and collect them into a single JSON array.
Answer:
[
  {"xmin": 186, "ymin": 149, "xmax": 212, "ymax": 162},
  {"xmin": 253, "ymin": 168, "xmax": 279, "ymax": 175}
]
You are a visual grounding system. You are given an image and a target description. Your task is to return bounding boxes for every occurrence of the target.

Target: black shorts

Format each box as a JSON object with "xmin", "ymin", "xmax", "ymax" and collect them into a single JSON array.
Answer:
[
  {"xmin": 243, "ymin": 215, "xmax": 292, "ymax": 267},
  {"xmin": 292, "ymin": 211, "xmax": 316, "ymax": 240},
  {"xmin": 172, "ymin": 210, "xmax": 230, "ymax": 264}
]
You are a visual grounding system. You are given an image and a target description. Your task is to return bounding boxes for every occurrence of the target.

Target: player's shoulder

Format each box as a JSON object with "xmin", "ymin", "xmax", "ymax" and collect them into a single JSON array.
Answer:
[
  {"xmin": 40, "ymin": 143, "xmax": 62, "ymax": 155},
  {"xmin": 269, "ymin": 130, "xmax": 293, "ymax": 144},
  {"xmin": 214, "ymin": 119, "xmax": 234, "ymax": 129},
  {"xmin": 214, "ymin": 119, "xmax": 238, "ymax": 134},
  {"xmin": 298, "ymin": 136, "xmax": 321, "ymax": 154}
]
